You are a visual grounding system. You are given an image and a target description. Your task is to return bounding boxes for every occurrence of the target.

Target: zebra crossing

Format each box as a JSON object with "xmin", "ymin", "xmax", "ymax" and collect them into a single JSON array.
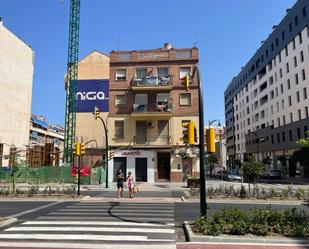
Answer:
[{"xmin": 0, "ymin": 201, "xmax": 176, "ymax": 249}]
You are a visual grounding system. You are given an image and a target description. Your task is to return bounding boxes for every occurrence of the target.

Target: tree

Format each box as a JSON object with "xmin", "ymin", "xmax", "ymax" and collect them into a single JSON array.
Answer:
[
  {"xmin": 296, "ymin": 131, "xmax": 309, "ymax": 147},
  {"xmin": 240, "ymin": 156, "xmax": 264, "ymax": 195}
]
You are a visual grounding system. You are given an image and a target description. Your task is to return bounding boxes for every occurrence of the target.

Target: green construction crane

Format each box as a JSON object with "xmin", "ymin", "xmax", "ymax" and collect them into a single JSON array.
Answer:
[{"xmin": 63, "ymin": 0, "xmax": 81, "ymax": 163}]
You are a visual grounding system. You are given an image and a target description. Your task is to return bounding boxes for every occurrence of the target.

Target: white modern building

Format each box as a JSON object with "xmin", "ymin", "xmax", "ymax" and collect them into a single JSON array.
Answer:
[
  {"xmin": 225, "ymin": 0, "xmax": 309, "ymax": 177},
  {"xmin": 0, "ymin": 18, "xmax": 34, "ymax": 167}
]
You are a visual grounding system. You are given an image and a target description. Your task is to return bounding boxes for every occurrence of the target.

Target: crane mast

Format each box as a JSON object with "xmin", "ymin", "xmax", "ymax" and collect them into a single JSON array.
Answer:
[{"xmin": 63, "ymin": 0, "xmax": 80, "ymax": 163}]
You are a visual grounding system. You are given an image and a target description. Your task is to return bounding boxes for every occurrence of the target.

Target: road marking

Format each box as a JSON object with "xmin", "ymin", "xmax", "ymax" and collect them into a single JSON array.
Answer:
[
  {"xmin": 24, "ymin": 221, "xmax": 175, "ymax": 226},
  {"xmin": 0, "ymin": 242, "xmax": 177, "ymax": 249},
  {"xmin": 0, "ymin": 233, "xmax": 174, "ymax": 242},
  {"xmin": 58, "ymin": 208, "xmax": 174, "ymax": 213},
  {"xmin": 6, "ymin": 226, "xmax": 175, "ymax": 233},
  {"xmin": 36, "ymin": 216, "xmax": 174, "ymax": 221},
  {"xmin": 8, "ymin": 202, "xmax": 62, "ymax": 218},
  {"xmin": 47, "ymin": 211, "xmax": 174, "ymax": 217}
]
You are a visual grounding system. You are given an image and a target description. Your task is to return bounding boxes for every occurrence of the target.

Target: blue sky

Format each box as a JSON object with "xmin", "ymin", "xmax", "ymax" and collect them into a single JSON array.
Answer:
[{"xmin": 1, "ymin": 0, "xmax": 296, "ymax": 126}]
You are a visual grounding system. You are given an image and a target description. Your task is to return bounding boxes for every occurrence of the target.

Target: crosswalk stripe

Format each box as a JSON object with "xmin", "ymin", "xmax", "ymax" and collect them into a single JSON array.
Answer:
[
  {"xmin": 6, "ymin": 226, "xmax": 175, "ymax": 233},
  {"xmin": 0, "ymin": 242, "xmax": 177, "ymax": 249},
  {"xmin": 36, "ymin": 216, "xmax": 174, "ymax": 221},
  {"xmin": 0, "ymin": 233, "xmax": 174, "ymax": 242},
  {"xmin": 58, "ymin": 208, "xmax": 174, "ymax": 213},
  {"xmin": 47, "ymin": 212, "xmax": 174, "ymax": 217},
  {"xmin": 23, "ymin": 221, "xmax": 175, "ymax": 227}
]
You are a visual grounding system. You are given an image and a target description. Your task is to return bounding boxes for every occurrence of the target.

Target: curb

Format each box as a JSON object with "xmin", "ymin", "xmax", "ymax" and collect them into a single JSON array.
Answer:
[
  {"xmin": 183, "ymin": 221, "xmax": 309, "ymax": 244},
  {"xmin": 0, "ymin": 218, "xmax": 17, "ymax": 228},
  {"xmin": 183, "ymin": 198, "xmax": 303, "ymax": 205}
]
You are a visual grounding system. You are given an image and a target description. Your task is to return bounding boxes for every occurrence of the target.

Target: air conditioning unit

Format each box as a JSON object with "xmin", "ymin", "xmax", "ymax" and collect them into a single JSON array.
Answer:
[{"xmin": 147, "ymin": 121, "xmax": 154, "ymax": 128}]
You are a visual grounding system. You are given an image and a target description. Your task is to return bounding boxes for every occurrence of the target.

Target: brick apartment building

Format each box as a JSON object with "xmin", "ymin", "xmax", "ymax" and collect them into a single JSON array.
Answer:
[{"xmin": 107, "ymin": 43, "xmax": 200, "ymax": 183}]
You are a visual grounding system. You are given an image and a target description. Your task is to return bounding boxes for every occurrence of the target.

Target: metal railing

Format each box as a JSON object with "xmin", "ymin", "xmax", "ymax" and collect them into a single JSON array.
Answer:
[
  {"xmin": 132, "ymin": 75, "xmax": 172, "ymax": 87},
  {"xmin": 133, "ymin": 135, "xmax": 171, "ymax": 145},
  {"xmin": 132, "ymin": 104, "xmax": 172, "ymax": 113}
]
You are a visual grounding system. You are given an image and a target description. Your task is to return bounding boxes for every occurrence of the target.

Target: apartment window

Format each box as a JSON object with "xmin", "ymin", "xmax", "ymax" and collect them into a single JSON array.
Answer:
[
  {"xmin": 279, "ymin": 52, "xmax": 282, "ymax": 62},
  {"xmin": 266, "ymin": 49, "xmax": 269, "ymax": 57},
  {"xmin": 289, "ymin": 22, "xmax": 292, "ymax": 32},
  {"xmin": 115, "ymin": 121, "xmax": 124, "ymax": 138},
  {"xmin": 180, "ymin": 93, "xmax": 191, "ymax": 106},
  {"xmin": 300, "ymin": 51, "xmax": 304, "ymax": 62},
  {"xmin": 275, "ymin": 87, "xmax": 278, "ymax": 97},
  {"xmin": 275, "ymin": 72, "xmax": 277, "ymax": 82},
  {"xmin": 179, "ymin": 67, "xmax": 191, "ymax": 78},
  {"xmin": 247, "ymin": 107, "xmax": 250, "ymax": 114},
  {"xmin": 270, "ymin": 90, "xmax": 274, "ymax": 99},
  {"xmin": 285, "ymin": 46, "xmax": 288, "ymax": 56},
  {"xmin": 277, "ymin": 133, "xmax": 280, "ymax": 143},
  {"xmin": 115, "ymin": 69, "xmax": 127, "ymax": 81},
  {"xmin": 280, "ymin": 84, "xmax": 283, "ymax": 94},
  {"xmin": 157, "ymin": 93, "xmax": 169, "ymax": 105},
  {"xmin": 287, "ymin": 79, "xmax": 291, "ymax": 89},
  {"xmin": 271, "ymin": 134, "xmax": 274, "ymax": 144},
  {"xmin": 135, "ymin": 94, "xmax": 148, "ymax": 105},
  {"xmin": 297, "ymin": 128, "xmax": 301, "ymax": 139},
  {"xmin": 157, "ymin": 67, "xmax": 169, "ymax": 78},
  {"xmin": 247, "ymin": 118, "xmax": 250, "ymax": 125},
  {"xmin": 281, "ymin": 99, "xmax": 285, "ymax": 109},
  {"xmin": 293, "ymin": 39, "xmax": 296, "ymax": 50},
  {"xmin": 115, "ymin": 95, "xmax": 127, "ymax": 106},
  {"xmin": 286, "ymin": 63, "xmax": 289, "ymax": 73},
  {"xmin": 298, "ymin": 109, "xmax": 302, "ymax": 120},
  {"xmin": 276, "ymin": 102, "xmax": 280, "ymax": 112},
  {"xmin": 269, "ymin": 76, "xmax": 274, "ymax": 85},
  {"xmin": 289, "ymin": 130, "xmax": 293, "ymax": 141},
  {"xmin": 282, "ymin": 132, "xmax": 286, "ymax": 142},
  {"xmin": 302, "ymin": 69, "xmax": 306, "ymax": 81},
  {"xmin": 282, "ymin": 31, "xmax": 285, "ymax": 40},
  {"xmin": 276, "ymin": 38, "xmax": 279, "ymax": 47},
  {"xmin": 305, "ymin": 106, "xmax": 309, "ymax": 118},
  {"xmin": 303, "ymin": 7, "xmax": 307, "ymax": 17},
  {"xmin": 297, "ymin": 91, "xmax": 300, "ymax": 102},
  {"xmin": 295, "ymin": 16, "xmax": 299, "ymax": 26},
  {"xmin": 277, "ymin": 117, "xmax": 281, "ymax": 127},
  {"xmin": 279, "ymin": 68, "xmax": 283, "ymax": 78},
  {"xmin": 294, "ymin": 56, "xmax": 297, "ymax": 67},
  {"xmin": 283, "ymin": 115, "xmax": 286, "ymax": 125},
  {"xmin": 304, "ymin": 88, "xmax": 307, "ymax": 99},
  {"xmin": 290, "ymin": 112, "xmax": 293, "ymax": 123},
  {"xmin": 271, "ymin": 43, "xmax": 274, "ymax": 51},
  {"xmin": 271, "ymin": 105, "xmax": 274, "ymax": 114},
  {"xmin": 135, "ymin": 68, "xmax": 147, "ymax": 79},
  {"xmin": 295, "ymin": 73, "xmax": 299, "ymax": 85}
]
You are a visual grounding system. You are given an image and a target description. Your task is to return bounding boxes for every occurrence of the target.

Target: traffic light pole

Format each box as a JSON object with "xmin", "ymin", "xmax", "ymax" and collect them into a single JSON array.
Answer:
[
  {"xmin": 194, "ymin": 65, "xmax": 207, "ymax": 216},
  {"xmin": 98, "ymin": 117, "xmax": 109, "ymax": 188},
  {"xmin": 77, "ymin": 154, "xmax": 81, "ymax": 195}
]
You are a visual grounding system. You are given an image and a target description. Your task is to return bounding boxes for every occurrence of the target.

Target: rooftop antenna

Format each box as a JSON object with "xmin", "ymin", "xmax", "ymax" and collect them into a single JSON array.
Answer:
[
  {"xmin": 117, "ymin": 36, "xmax": 124, "ymax": 51},
  {"xmin": 192, "ymin": 31, "xmax": 205, "ymax": 47}
]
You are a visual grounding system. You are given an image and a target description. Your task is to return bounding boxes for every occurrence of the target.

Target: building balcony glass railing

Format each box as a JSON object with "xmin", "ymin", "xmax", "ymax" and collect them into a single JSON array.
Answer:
[
  {"xmin": 132, "ymin": 103, "xmax": 172, "ymax": 113},
  {"xmin": 132, "ymin": 76, "xmax": 172, "ymax": 87},
  {"xmin": 133, "ymin": 135, "xmax": 171, "ymax": 146}
]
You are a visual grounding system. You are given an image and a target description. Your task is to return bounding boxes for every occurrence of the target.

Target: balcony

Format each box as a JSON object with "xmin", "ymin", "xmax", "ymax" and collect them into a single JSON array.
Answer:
[
  {"xmin": 132, "ymin": 104, "xmax": 172, "ymax": 117},
  {"xmin": 131, "ymin": 76, "xmax": 172, "ymax": 91},
  {"xmin": 133, "ymin": 135, "xmax": 172, "ymax": 148}
]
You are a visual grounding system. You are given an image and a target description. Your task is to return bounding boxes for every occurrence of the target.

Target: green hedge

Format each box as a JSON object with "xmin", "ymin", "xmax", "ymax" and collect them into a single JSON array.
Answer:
[{"xmin": 192, "ymin": 207, "xmax": 309, "ymax": 237}]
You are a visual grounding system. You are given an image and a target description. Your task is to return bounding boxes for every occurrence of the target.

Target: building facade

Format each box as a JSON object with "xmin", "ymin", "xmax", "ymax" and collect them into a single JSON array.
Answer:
[
  {"xmin": 29, "ymin": 114, "xmax": 64, "ymax": 166},
  {"xmin": 108, "ymin": 43, "xmax": 200, "ymax": 182},
  {"xmin": 0, "ymin": 19, "xmax": 34, "ymax": 167},
  {"xmin": 224, "ymin": 0, "xmax": 309, "ymax": 177}
]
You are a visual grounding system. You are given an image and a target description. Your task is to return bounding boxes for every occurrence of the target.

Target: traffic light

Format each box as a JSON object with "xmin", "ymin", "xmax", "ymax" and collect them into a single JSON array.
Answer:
[
  {"xmin": 184, "ymin": 74, "xmax": 190, "ymax": 90},
  {"xmin": 94, "ymin": 106, "xmax": 100, "ymax": 120},
  {"xmin": 109, "ymin": 150, "xmax": 114, "ymax": 160},
  {"xmin": 182, "ymin": 121, "xmax": 195, "ymax": 145},
  {"xmin": 80, "ymin": 143, "xmax": 86, "ymax": 155},
  {"xmin": 73, "ymin": 143, "xmax": 81, "ymax": 156},
  {"xmin": 206, "ymin": 128, "xmax": 215, "ymax": 153}
]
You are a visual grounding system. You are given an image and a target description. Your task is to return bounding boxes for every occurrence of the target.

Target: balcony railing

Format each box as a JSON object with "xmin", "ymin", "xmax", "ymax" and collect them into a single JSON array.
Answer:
[
  {"xmin": 133, "ymin": 135, "xmax": 171, "ymax": 146},
  {"xmin": 132, "ymin": 103, "xmax": 172, "ymax": 113},
  {"xmin": 132, "ymin": 76, "xmax": 172, "ymax": 87}
]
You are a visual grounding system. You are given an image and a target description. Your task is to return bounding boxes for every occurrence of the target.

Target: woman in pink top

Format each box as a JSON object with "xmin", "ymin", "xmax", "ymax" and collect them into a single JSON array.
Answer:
[{"xmin": 126, "ymin": 171, "xmax": 135, "ymax": 198}]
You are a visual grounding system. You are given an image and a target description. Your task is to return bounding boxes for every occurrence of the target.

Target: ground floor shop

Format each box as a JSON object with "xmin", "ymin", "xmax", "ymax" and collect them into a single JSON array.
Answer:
[{"xmin": 108, "ymin": 148, "xmax": 200, "ymax": 183}]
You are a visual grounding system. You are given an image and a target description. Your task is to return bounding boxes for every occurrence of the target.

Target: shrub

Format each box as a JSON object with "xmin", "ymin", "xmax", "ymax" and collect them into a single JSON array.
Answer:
[
  {"xmin": 295, "ymin": 187, "xmax": 305, "ymax": 200},
  {"xmin": 240, "ymin": 185, "xmax": 246, "ymax": 199},
  {"xmin": 207, "ymin": 186, "xmax": 215, "ymax": 199}
]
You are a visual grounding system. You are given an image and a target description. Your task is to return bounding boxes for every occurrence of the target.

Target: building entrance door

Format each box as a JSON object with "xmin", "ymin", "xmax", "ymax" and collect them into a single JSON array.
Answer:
[
  {"xmin": 135, "ymin": 158, "xmax": 147, "ymax": 182},
  {"xmin": 113, "ymin": 157, "xmax": 127, "ymax": 182},
  {"xmin": 157, "ymin": 152, "xmax": 170, "ymax": 180}
]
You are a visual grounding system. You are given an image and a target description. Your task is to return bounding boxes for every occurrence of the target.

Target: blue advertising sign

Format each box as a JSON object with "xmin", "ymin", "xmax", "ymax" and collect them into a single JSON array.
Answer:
[{"xmin": 76, "ymin": 80, "xmax": 109, "ymax": 113}]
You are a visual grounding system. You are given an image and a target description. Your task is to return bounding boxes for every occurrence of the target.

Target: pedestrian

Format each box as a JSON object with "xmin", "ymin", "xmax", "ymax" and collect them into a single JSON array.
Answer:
[
  {"xmin": 126, "ymin": 171, "xmax": 135, "ymax": 198},
  {"xmin": 116, "ymin": 169, "xmax": 124, "ymax": 198}
]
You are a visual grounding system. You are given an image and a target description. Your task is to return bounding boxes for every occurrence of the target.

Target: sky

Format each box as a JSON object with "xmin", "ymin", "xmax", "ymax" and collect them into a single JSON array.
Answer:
[{"xmin": 1, "ymin": 0, "xmax": 297, "ymax": 126}]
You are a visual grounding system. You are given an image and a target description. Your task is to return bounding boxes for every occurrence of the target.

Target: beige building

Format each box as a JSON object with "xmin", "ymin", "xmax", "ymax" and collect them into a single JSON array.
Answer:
[{"xmin": 0, "ymin": 19, "xmax": 34, "ymax": 167}]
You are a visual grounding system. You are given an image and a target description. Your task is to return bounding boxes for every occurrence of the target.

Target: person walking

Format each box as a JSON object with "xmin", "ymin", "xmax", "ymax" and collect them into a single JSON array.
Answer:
[
  {"xmin": 116, "ymin": 169, "xmax": 124, "ymax": 198},
  {"xmin": 126, "ymin": 171, "xmax": 135, "ymax": 198}
]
